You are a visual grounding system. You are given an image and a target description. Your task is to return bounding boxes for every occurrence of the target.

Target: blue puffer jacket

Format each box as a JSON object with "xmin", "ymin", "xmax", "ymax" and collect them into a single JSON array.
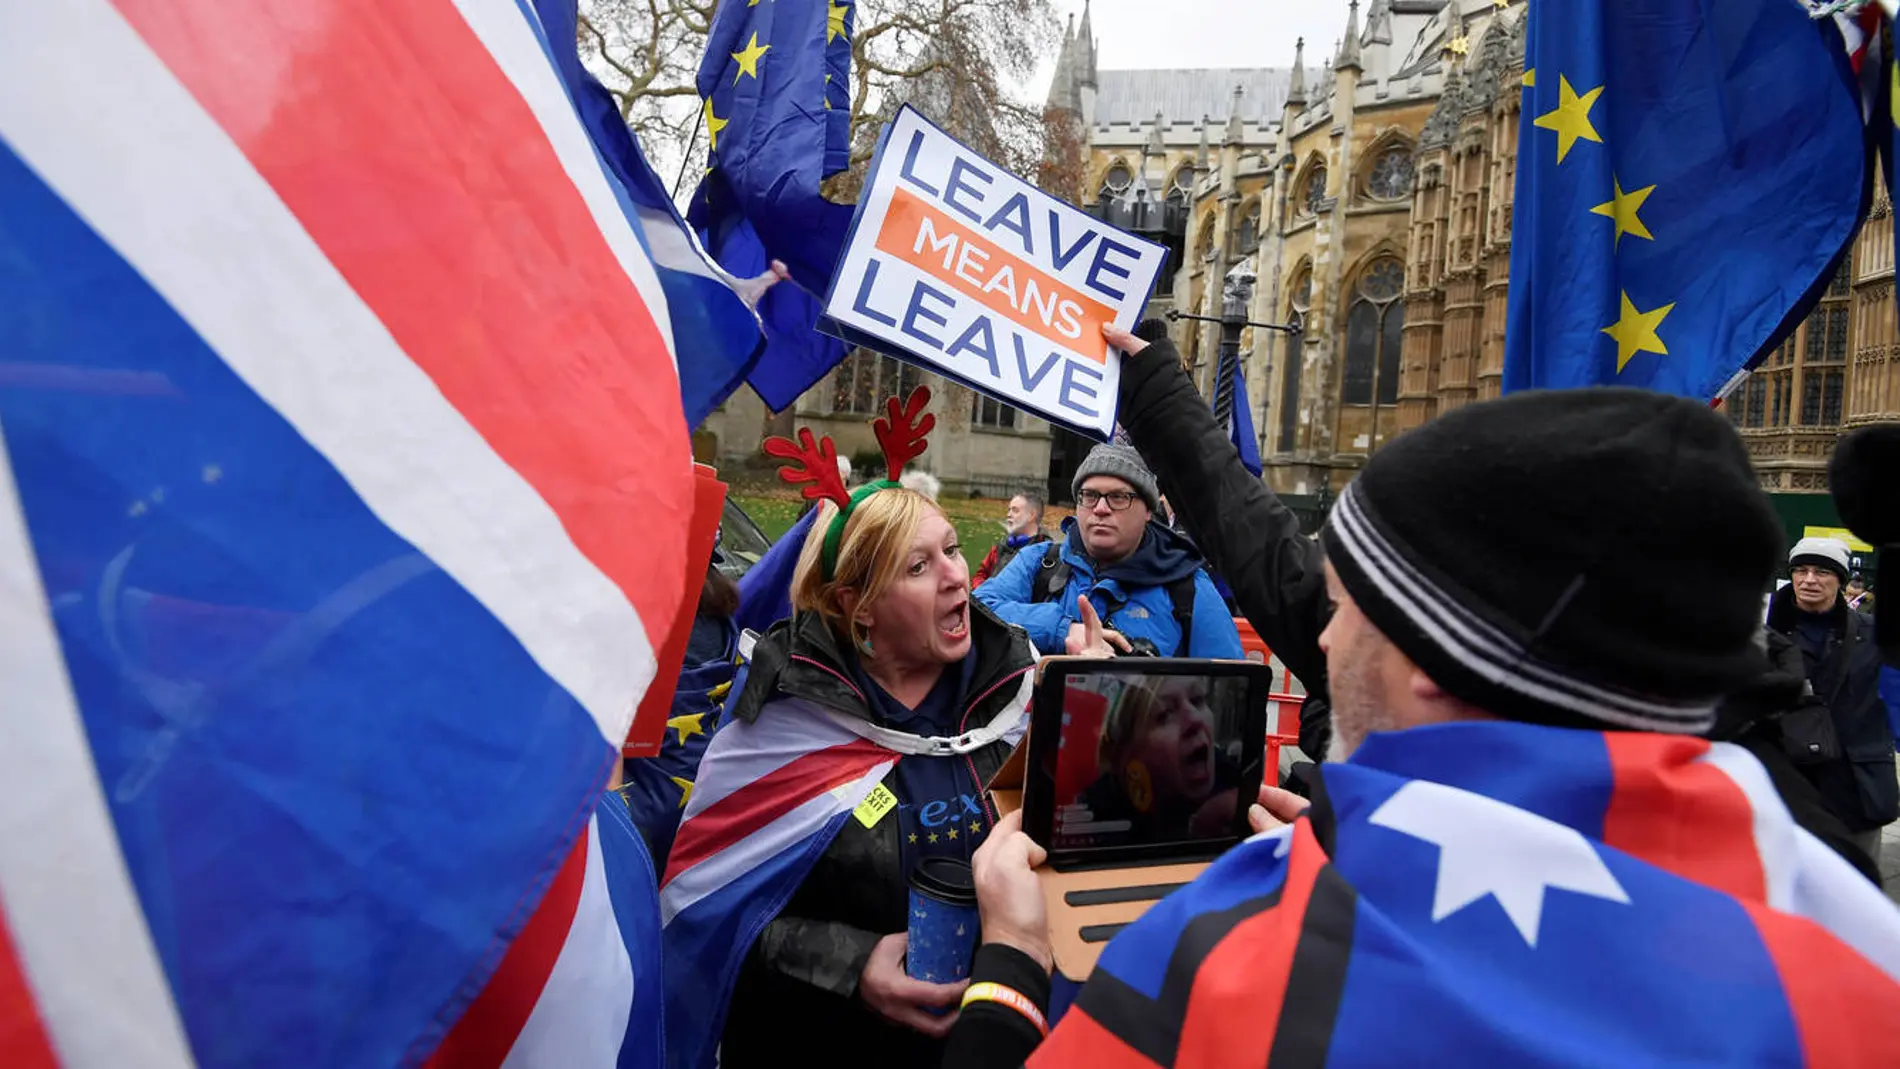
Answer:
[{"xmin": 974, "ymin": 518, "xmax": 1243, "ymax": 659}]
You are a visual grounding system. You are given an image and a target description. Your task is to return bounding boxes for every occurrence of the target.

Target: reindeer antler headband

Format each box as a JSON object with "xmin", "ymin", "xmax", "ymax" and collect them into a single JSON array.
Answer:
[{"xmin": 762, "ymin": 385, "xmax": 936, "ymax": 582}]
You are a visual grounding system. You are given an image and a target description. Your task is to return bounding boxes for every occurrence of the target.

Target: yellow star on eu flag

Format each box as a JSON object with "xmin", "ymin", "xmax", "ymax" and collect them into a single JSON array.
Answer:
[
  {"xmin": 1533, "ymin": 75, "xmax": 1604, "ymax": 163},
  {"xmin": 927, "ymin": 831, "xmax": 939, "ymax": 844},
  {"xmin": 827, "ymin": 0, "xmax": 850, "ymax": 44},
  {"xmin": 731, "ymin": 32, "xmax": 771, "ymax": 83},
  {"xmin": 1522, "ymin": 68, "xmax": 1535, "ymax": 88},
  {"xmin": 703, "ymin": 97, "xmax": 729, "ymax": 151},
  {"xmin": 946, "ymin": 827, "xmax": 959, "ymax": 840},
  {"xmin": 667, "ymin": 712, "xmax": 707, "ymax": 745},
  {"xmin": 1591, "ymin": 177, "xmax": 1656, "ymax": 248},
  {"xmin": 1602, "ymin": 292, "xmax": 1675, "ymax": 372},
  {"xmin": 670, "ymin": 776, "xmax": 696, "ymax": 808}
]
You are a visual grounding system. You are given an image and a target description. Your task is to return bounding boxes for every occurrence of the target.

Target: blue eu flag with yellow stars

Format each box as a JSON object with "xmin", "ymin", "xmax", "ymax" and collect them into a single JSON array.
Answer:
[
  {"xmin": 691, "ymin": 0, "xmax": 857, "ymax": 411},
  {"xmin": 1504, "ymin": 0, "xmax": 1868, "ymax": 398}
]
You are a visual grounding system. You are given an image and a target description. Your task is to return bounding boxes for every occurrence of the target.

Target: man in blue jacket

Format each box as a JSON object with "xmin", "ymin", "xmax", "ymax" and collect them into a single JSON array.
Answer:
[{"xmin": 975, "ymin": 444, "xmax": 1242, "ymax": 660}]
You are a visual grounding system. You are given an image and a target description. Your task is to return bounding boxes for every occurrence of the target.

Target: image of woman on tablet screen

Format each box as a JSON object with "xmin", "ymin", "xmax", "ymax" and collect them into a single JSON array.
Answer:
[{"xmin": 1074, "ymin": 676, "xmax": 1241, "ymax": 845}]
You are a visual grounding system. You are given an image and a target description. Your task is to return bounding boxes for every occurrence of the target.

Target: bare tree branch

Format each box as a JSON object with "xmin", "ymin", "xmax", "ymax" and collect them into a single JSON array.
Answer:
[{"xmin": 579, "ymin": 0, "xmax": 1060, "ymax": 206}]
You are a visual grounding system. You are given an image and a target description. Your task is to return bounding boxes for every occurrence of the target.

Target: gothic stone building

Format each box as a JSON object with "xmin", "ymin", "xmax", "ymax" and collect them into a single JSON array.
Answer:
[
  {"xmin": 1051, "ymin": 0, "xmax": 1898, "ymax": 502},
  {"xmin": 703, "ymin": 0, "xmax": 1898, "ymax": 502}
]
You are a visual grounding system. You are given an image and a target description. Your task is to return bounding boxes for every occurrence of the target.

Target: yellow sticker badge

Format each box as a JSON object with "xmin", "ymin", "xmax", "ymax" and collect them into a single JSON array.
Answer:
[{"xmin": 854, "ymin": 782, "xmax": 899, "ymax": 828}]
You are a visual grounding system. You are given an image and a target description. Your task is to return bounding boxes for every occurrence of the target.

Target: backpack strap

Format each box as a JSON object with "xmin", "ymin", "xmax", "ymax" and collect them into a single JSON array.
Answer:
[
  {"xmin": 1165, "ymin": 574, "xmax": 1198, "ymax": 655},
  {"xmin": 1030, "ymin": 545, "xmax": 1071, "ymax": 606},
  {"xmin": 1030, "ymin": 546, "xmax": 1202, "ymax": 654}
]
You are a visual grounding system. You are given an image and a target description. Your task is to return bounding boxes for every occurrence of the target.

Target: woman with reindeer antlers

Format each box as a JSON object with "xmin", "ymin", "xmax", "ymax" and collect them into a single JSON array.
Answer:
[{"xmin": 659, "ymin": 388, "xmax": 1115, "ymax": 1069}]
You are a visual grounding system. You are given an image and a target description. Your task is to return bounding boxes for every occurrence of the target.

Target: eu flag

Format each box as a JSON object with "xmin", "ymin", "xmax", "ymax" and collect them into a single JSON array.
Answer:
[
  {"xmin": 692, "ymin": 0, "xmax": 857, "ymax": 411},
  {"xmin": 1229, "ymin": 358, "xmax": 1262, "ymax": 477},
  {"xmin": 689, "ymin": 169, "xmax": 848, "ymax": 414},
  {"xmin": 1504, "ymin": 0, "xmax": 1868, "ymax": 398}
]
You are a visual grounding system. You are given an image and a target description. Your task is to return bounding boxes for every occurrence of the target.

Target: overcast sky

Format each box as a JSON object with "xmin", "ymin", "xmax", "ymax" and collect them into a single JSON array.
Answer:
[{"xmin": 1044, "ymin": 0, "xmax": 1357, "ymax": 77}]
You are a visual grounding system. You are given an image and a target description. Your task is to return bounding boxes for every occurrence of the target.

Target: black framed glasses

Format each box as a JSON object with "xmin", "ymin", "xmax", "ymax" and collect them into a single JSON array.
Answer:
[{"xmin": 1077, "ymin": 489, "xmax": 1140, "ymax": 511}]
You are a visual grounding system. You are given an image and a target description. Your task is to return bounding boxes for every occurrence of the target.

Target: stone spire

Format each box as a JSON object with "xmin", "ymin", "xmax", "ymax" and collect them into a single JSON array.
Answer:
[
  {"xmin": 1335, "ymin": 0, "xmax": 1362, "ymax": 72},
  {"xmin": 1044, "ymin": 14, "xmax": 1077, "ymax": 111},
  {"xmin": 1223, "ymin": 84, "xmax": 1246, "ymax": 146},
  {"xmin": 1195, "ymin": 115, "xmax": 1211, "ymax": 172},
  {"xmin": 1287, "ymin": 37, "xmax": 1307, "ymax": 108},
  {"xmin": 1074, "ymin": 0, "xmax": 1098, "ymax": 89}
]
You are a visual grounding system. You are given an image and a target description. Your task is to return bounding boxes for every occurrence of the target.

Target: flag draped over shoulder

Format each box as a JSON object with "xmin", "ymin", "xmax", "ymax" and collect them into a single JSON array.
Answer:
[
  {"xmin": 1034, "ymin": 722, "xmax": 1900, "ymax": 1068},
  {"xmin": 1504, "ymin": 0, "xmax": 1867, "ymax": 398},
  {"xmin": 660, "ymin": 701, "xmax": 899, "ymax": 1069},
  {"xmin": 692, "ymin": 0, "xmax": 858, "ymax": 412},
  {"xmin": 0, "ymin": 1, "xmax": 696, "ymax": 1065}
]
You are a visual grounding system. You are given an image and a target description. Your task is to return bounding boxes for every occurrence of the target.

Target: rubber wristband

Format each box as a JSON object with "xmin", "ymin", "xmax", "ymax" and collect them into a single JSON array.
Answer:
[{"xmin": 960, "ymin": 981, "xmax": 1049, "ymax": 1037}]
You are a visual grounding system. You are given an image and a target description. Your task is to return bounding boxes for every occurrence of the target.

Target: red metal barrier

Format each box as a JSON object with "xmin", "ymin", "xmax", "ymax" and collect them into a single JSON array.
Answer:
[
  {"xmin": 1235, "ymin": 617, "xmax": 1305, "ymax": 774},
  {"xmin": 1267, "ymin": 691, "xmax": 1304, "ymax": 777}
]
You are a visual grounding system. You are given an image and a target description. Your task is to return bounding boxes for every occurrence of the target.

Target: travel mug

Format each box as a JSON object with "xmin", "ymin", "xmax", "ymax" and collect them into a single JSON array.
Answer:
[{"xmin": 905, "ymin": 857, "xmax": 980, "ymax": 984}]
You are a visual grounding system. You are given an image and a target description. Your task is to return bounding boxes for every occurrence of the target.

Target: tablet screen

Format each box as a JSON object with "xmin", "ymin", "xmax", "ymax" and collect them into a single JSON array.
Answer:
[{"xmin": 1048, "ymin": 671, "xmax": 1255, "ymax": 854}]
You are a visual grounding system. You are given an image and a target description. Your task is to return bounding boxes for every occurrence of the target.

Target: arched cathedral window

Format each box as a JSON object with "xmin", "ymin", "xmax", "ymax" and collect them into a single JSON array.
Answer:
[
  {"xmin": 1301, "ymin": 164, "xmax": 1328, "ymax": 216},
  {"xmin": 1341, "ymin": 259, "xmax": 1405, "ymax": 407}
]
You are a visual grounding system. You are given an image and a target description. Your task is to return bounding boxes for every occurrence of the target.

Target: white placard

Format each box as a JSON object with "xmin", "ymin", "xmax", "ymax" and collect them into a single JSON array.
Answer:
[{"xmin": 822, "ymin": 106, "xmax": 1170, "ymax": 438}]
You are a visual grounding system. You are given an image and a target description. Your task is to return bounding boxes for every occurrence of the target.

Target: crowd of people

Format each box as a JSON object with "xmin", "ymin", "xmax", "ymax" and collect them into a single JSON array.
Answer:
[{"xmin": 615, "ymin": 315, "xmax": 1900, "ymax": 1066}]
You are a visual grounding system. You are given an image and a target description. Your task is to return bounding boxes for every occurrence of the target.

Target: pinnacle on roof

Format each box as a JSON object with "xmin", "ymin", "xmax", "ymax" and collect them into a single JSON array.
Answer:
[
  {"xmin": 1287, "ymin": 37, "xmax": 1307, "ymax": 107},
  {"xmin": 1336, "ymin": 0, "xmax": 1363, "ymax": 71},
  {"xmin": 1074, "ymin": 0, "xmax": 1098, "ymax": 88}
]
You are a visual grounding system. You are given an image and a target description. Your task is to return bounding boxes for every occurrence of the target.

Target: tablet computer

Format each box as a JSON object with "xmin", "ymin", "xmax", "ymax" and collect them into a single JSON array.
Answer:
[{"xmin": 1021, "ymin": 658, "xmax": 1273, "ymax": 871}]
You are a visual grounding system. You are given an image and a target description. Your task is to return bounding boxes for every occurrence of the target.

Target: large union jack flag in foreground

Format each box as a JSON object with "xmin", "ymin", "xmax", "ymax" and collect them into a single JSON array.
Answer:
[{"xmin": 0, "ymin": 0, "xmax": 743, "ymax": 1065}]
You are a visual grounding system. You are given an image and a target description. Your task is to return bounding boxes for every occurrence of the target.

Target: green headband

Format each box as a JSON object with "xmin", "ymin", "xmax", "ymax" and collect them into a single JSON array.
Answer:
[
  {"xmin": 762, "ymin": 386, "xmax": 939, "ymax": 584},
  {"xmin": 821, "ymin": 479, "xmax": 902, "ymax": 582}
]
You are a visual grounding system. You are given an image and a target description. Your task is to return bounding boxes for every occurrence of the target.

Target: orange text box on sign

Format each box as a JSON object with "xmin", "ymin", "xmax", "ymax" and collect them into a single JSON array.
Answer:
[{"xmin": 874, "ymin": 186, "xmax": 1115, "ymax": 363}]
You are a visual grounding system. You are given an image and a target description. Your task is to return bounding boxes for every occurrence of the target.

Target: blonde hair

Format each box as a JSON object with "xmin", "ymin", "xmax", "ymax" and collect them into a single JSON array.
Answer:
[
  {"xmin": 1097, "ymin": 682, "xmax": 1161, "ymax": 772},
  {"xmin": 791, "ymin": 488, "xmax": 944, "ymax": 653}
]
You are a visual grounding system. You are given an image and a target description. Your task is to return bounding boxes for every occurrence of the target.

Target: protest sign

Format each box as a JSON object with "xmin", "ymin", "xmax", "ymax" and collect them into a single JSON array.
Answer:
[{"xmin": 823, "ymin": 105, "xmax": 1169, "ymax": 438}]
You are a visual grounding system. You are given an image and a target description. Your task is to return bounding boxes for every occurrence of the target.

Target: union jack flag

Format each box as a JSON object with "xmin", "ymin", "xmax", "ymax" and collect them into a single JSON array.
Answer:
[
  {"xmin": 659, "ymin": 701, "xmax": 898, "ymax": 1069},
  {"xmin": 0, "ymin": 0, "xmax": 753, "ymax": 1065}
]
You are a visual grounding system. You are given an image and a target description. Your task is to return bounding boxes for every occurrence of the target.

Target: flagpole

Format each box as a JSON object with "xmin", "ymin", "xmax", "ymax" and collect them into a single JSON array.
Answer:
[{"xmin": 673, "ymin": 107, "xmax": 707, "ymax": 201}]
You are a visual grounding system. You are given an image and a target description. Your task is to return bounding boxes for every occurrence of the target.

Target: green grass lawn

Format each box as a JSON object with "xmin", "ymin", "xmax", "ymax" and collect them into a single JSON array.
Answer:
[{"xmin": 731, "ymin": 491, "xmax": 1067, "ymax": 571}]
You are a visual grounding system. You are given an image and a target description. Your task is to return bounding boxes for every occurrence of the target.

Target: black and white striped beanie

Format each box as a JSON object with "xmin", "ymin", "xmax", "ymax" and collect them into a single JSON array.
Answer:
[{"xmin": 1319, "ymin": 387, "xmax": 1782, "ymax": 735}]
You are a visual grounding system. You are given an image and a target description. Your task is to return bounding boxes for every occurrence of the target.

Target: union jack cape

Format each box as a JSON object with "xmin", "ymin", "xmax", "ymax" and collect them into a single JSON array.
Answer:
[
  {"xmin": 658, "ymin": 700, "xmax": 901, "ymax": 1069},
  {"xmin": 0, "ymin": 0, "xmax": 755, "ymax": 1065},
  {"xmin": 1034, "ymin": 722, "xmax": 1900, "ymax": 1068}
]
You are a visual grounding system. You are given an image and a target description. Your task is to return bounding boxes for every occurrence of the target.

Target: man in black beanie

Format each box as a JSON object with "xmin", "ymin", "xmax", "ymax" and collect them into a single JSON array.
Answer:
[{"xmin": 938, "ymin": 324, "xmax": 1900, "ymax": 1069}]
